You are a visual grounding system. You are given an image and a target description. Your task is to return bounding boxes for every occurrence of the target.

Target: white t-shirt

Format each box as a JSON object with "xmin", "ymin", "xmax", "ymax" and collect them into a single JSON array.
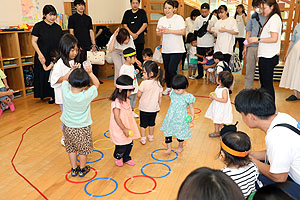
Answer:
[
  {"xmin": 50, "ymin": 58, "xmax": 73, "ymax": 104},
  {"xmin": 157, "ymin": 14, "xmax": 186, "ymax": 53},
  {"xmin": 119, "ymin": 64, "xmax": 138, "ymax": 94},
  {"xmin": 185, "ymin": 17, "xmax": 195, "ymax": 35},
  {"xmin": 188, "ymin": 46, "xmax": 197, "ymax": 61},
  {"xmin": 258, "ymin": 14, "xmax": 282, "ymax": 58},
  {"xmin": 214, "ymin": 17, "xmax": 239, "ymax": 55},
  {"xmin": 194, "ymin": 15, "xmax": 218, "ymax": 47},
  {"xmin": 107, "ymin": 35, "xmax": 135, "ymax": 51},
  {"xmin": 235, "ymin": 15, "xmax": 246, "ymax": 38},
  {"xmin": 266, "ymin": 112, "xmax": 300, "ymax": 184}
]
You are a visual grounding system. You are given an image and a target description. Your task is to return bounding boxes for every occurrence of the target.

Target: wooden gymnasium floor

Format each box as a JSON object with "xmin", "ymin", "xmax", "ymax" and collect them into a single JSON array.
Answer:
[{"xmin": 1, "ymin": 72, "xmax": 300, "ymax": 200}]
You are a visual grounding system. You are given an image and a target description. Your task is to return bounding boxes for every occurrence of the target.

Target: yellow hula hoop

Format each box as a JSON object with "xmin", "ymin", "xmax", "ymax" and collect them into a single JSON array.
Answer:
[
  {"xmin": 93, "ymin": 138, "xmax": 114, "ymax": 150},
  {"xmin": 194, "ymin": 114, "xmax": 199, "ymax": 120}
]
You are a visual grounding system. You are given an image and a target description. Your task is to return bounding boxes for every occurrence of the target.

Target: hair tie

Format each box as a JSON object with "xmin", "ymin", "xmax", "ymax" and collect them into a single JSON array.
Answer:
[
  {"xmin": 123, "ymin": 51, "xmax": 136, "ymax": 57},
  {"xmin": 116, "ymin": 84, "xmax": 134, "ymax": 89},
  {"xmin": 220, "ymin": 140, "xmax": 249, "ymax": 157}
]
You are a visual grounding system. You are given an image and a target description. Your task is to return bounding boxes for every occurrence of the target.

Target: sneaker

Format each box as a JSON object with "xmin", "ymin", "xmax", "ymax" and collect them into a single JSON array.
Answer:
[
  {"xmin": 132, "ymin": 111, "xmax": 139, "ymax": 118},
  {"xmin": 79, "ymin": 165, "xmax": 91, "ymax": 177},
  {"xmin": 193, "ymin": 74, "xmax": 197, "ymax": 78},
  {"xmin": 115, "ymin": 159, "xmax": 124, "ymax": 167},
  {"xmin": 61, "ymin": 136, "xmax": 65, "ymax": 146},
  {"xmin": 162, "ymin": 88, "xmax": 171, "ymax": 95},
  {"xmin": 8, "ymin": 103, "xmax": 15, "ymax": 112},
  {"xmin": 140, "ymin": 136, "xmax": 146, "ymax": 145},
  {"xmin": 148, "ymin": 135, "xmax": 154, "ymax": 142},
  {"xmin": 195, "ymin": 75, "xmax": 203, "ymax": 79},
  {"xmin": 125, "ymin": 160, "xmax": 136, "ymax": 166},
  {"xmin": 71, "ymin": 166, "xmax": 80, "ymax": 177},
  {"xmin": 286, "ymin": 95, "xmax": 300, "ymax": 101},
  {"xmin": 188, "ymin": 76, "xmax": 195, "ymax": 80},
  {"xmin": 0, "ymin": 109, "xmax": 3, "ymax": 116}
]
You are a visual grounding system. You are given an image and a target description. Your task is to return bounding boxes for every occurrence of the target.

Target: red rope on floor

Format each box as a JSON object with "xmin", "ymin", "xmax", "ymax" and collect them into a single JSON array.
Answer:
[{"xmin": 10, "ymin": 97, "xmax": 109, "ymax": 199}]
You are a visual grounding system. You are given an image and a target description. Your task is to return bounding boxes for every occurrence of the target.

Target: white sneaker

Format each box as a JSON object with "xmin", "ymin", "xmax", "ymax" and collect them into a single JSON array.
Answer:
[
  {"xmin": 132, "ymin": 111, "xmax": 139, "ymax": 118},
  {"xmin": 193, "ymin": 74, "xmax": 197, "ymax": 78},
  {"xmin": 162, "ymin": 88, "xmax": 171, "ymax": 95},
  {"xmin": 188, "ymin": 76, "xmax": 195, "ymax": 79},
  {"xmin": 61, "ymin": 136, "xmax": 65, "ymax": 146}
]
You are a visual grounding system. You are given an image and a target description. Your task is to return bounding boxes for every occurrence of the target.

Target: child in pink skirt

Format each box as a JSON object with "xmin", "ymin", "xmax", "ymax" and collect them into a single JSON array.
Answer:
[{"xmin": 109, "ymin": 75, "xmax": 141, "ymax": 167}]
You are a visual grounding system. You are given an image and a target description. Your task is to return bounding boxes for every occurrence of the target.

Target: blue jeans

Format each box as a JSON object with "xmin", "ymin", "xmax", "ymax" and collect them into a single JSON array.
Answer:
[{"xmin": 257, "ymin": 174, "xmax": 300, "ymax": 199}]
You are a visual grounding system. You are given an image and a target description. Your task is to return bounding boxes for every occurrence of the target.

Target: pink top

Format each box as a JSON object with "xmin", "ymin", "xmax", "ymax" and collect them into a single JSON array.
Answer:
[
  {"xmin": 109, "ymin": 98, "xmax": 140, "ymax": 145},
  {"xmin": 138, "ymin": 80, "xmax": 163, "ymax": 112}
]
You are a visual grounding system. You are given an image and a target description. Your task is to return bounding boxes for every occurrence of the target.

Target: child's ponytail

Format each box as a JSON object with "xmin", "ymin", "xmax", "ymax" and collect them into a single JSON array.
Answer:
[{"xmin": 144, "ymin": 60, "xmax": 165, "ymax": 87}]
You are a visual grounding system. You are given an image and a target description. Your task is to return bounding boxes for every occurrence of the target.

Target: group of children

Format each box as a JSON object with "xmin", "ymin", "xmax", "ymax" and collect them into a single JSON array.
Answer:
[{"xmin": 33, "ymin": 31, "xmax": 261, "ymax": 198}]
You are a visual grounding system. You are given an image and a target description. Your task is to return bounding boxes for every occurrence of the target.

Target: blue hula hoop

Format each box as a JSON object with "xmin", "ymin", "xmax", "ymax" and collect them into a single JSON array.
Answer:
[
  {"xmin": 151, "ymin": 148, "xmax": 178, "ymax": 162},
  {"xmin": 84, "ymin": 177, "xmax": 118, "ymax": 197},
  {"xmin": 104, "ymin": 130, "xmax": 110, "ymax": 138},
  {"xmin": 141, "ymin": 162, "xmax": 171, "ymax": 179},
  {"xmin": 76, "ymin": 150, "xmax": 104, "ymax": 163}
]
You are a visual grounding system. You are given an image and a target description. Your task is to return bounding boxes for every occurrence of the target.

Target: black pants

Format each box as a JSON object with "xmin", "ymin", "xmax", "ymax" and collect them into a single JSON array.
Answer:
[
  {"xmin": 113, "ymin": 142, "xmax": 133, "ymax": 163},
  {"xmin": 162, "ymin": 53, "xmax": 183, "ymax": 88},
  {"xmin": 197, "ymin": 47, "xmax": 212, "ymax": 78},
  {"xmin": 134, "ymin": 41, "xmax": 144, "ymax": 64},
  {"xmin": 258, "ymin": 55, "xmax": 278, "ymax": 101},
  {"xmin": 165, "ymin": 136, "xmax": 184, "ymax": 143},
  {"xmin": 223, "ymin": 53, "xmax": 232, "ymax": 65},
  {"xmin": 234, "ymin": 38, "xmax": 245, "ymax": 61},
  {"xmin": 80, "ymin": 47, "xmax": 99, "ymax": 78}
]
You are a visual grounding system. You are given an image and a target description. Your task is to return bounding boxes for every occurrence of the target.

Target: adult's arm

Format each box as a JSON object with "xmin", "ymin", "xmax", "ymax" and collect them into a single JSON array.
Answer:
[
  {"xmin": 248, "ymin": 32, "xmax": 279, "ymax": 44},
  {"xmin": 69, "ymin": 29, "xmax": 74, "ymax": 35},
  {"xmin": 0, "ymin": 90, "xmax": 13, "ymax": 97},
  {"xmin": 108, "ymin": 28, "xmax": 120, "ymax": 53},
  {"xmin": 32, "ymin": 36, "xmax": 45, "ymax": 65}
]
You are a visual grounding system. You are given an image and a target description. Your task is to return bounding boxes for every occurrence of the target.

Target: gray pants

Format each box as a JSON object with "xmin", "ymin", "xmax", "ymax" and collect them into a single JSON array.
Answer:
[
  {"xmin": 245, "ymin": 46, "xmax": 258, "ymax": 89},
  {"xmin": 128, "ymin": 93, "xmax": 137, "ymax": 109},
  {"xmin": 111, "ymin": 50, "xmax": 125, "ymax": 85}
]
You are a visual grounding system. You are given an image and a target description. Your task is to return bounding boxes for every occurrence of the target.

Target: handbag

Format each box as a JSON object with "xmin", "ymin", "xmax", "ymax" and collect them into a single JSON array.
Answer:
[
  {"xmin": 87, "ymin": 51, "xmax": 105, "ymax": 65},
  {"xmin": 153, "ymin": 46, "xmax": 163, "ymax": 64}
]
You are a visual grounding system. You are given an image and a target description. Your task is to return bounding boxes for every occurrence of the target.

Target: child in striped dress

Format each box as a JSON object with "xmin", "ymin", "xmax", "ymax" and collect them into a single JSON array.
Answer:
[{"xmin": 219, "ymin": 131, "xmax": 262, "ymax": 198}]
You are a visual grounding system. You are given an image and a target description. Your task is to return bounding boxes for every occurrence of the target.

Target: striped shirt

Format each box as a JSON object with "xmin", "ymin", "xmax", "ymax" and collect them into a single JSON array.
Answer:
[{"xmin": 222, "ymin": 162, "xmax": 259, "ymax": 197}]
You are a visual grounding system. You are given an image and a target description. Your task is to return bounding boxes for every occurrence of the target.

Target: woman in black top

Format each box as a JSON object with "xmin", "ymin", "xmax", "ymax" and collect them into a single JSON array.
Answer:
[{"xmin": 31, "ymin": 5, "xmax": 62, "ymax": 103}]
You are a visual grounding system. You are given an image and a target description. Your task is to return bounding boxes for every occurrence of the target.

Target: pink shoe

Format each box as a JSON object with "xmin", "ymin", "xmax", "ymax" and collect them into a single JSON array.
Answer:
[
  {"xmin": 115, "ymin": 159, "xmax": 123, "ymax": 167},
  {"xmin": 0, "ymin": 109, "xmax": 3, "ymax": 116},
  {"xmin": 9, "ymin": 103, "xmax": 15, "ymax": 112},
  {"xmin": 125, "ymin": 160, "xmax": 136, "ymax": 166},
  {"xmin": 140, "ymin": 137, "xmax": 146, "ymax": 145},
  {"xmin": 148, "ymin": 135, "xmax": 154, "ymax": 142}
]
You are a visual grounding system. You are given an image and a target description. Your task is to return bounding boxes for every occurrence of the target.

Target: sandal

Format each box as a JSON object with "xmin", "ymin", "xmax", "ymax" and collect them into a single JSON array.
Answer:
[
  {"xmin": 140, "ymin": 137, "xmax": 146, "ymax": 145},
  {"xmin": 148, "ymin": 135, "xmax": 154, "ymax": 142},
  {"xmin": 209, "ymin": 132, "xmax": 220, "ymax": 138},
  {"xmin": 286, "ymin": 95, "xmax": 300, "ymax": 101}
]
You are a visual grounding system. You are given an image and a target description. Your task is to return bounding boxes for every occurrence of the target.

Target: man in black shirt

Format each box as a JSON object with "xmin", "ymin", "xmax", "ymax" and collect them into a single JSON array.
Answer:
[
  {"xmin": 68, "ymin": 0, "xmax": 103, "ymax": 83},
  {"xmin": 121, "ymin": 0, "xmax": 148, "ymax": 63}
]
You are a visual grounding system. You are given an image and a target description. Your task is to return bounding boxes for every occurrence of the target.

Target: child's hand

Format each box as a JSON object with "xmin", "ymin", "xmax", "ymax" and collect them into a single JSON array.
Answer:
[
  {"xmin": 71, "ymin": 63, "xmax": 81, "ymax": 69},
  {"xmin": 136, "ymin": 60, "xmax": 142, "ymax": 68},
  {"xmin": 123, "ymin": 128, "xmax": 130, "ymax": 137},
  {"xmin": 210, "ymin": 94, "xmax": 216, "ymax": 100},
  {"xmin": 136, "ymin": 68, "xmax": 140, "ymax": 74},
  {"xmin": 6, "ymin": 90, "xmax": 13, "ymax": 96}
]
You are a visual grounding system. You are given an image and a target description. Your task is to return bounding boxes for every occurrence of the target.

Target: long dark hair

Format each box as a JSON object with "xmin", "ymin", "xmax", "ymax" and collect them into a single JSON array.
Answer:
[
  {"xmin": 143, "ymin": 61, "xmax": 164, "ymax": 87},
  {"xmin": 42, "ymin": 5, "xmax": 57, "ymax": 20},
  {"xmin": 110, "ymin": 75, "xmax": 134, "ymax": 102},
  {"xmin": 234, "ymin": 4, "xmax": 247, "ymax": 19},
  {"xmin": 260, "ymin": 0, "xmax": 282, "ymax": 33},
  {"xmin": 56, "ymin": 33, "xmax": 80, "ymax": 68}
]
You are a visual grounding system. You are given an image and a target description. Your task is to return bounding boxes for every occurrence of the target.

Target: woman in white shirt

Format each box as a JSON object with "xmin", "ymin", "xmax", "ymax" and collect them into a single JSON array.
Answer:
[
  {"xmin": 213, "ymin": 5, "xmax": 239, "ymax": 64},
  {"xmin": 157, "ymin": 0, "xmax": 186, "ymax": 95},
  {"xmin": 234, "ymin": 4, "xmax": 247, "ymax": 62},
  {"xmin": 107, "ymin": 28, "xmax": 135, "ymax": 84},
  {"xmin": 185, "ymin": 9, "xmax": 201, "ymax": 36},
  {"xmin": 248, "ymin": 0, "xmax": 282, "ymax": 100}
]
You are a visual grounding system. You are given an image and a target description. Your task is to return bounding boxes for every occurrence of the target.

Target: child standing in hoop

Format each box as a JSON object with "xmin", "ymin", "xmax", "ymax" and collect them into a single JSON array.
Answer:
[
  {"xmin": 109, "ymin": 75, "xmax": 141, "ymax": 167},
  {"xmin": 160, "ymin": 75, "xmax": 195, "ymax": 153}
]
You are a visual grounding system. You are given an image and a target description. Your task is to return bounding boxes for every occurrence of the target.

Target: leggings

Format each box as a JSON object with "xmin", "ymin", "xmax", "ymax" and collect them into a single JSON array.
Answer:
[
  {"xmin": 162, "ymin": 53, "xmax": 184, "ymax": 88},
  {"xmin": 165, "ymin": 136, "xmax": 184, "ymax": 144},
  {"xmin": 113, "ymin": 142, "xmax": 133, "ymax": 163}
]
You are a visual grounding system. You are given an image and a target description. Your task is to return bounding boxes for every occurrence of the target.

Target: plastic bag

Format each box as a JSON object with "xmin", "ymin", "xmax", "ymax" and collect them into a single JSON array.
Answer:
[{"xmin": 153, "ymin": 46, "xmax": 163, "ymax": 64}]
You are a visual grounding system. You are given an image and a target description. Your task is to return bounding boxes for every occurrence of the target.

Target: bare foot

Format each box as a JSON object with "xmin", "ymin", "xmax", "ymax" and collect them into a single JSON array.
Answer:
[
  {"xmin": 164, "ymin": 149, "xmax": 172, "ymax": 154},
  {"xmin": 175, "ymin": 147, "xmax": 183, "ymax": 153}
]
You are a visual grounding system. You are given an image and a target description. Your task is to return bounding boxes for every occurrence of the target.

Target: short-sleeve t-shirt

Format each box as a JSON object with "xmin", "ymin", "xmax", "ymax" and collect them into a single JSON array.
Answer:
[
  {"xmin": 0, "ymin": 69, "xmax": 7, "ymax": 88},
  {"xmin": 194, "ymin": 14, "xmax": 218, "ymax": 47},
  {"xmin": 266, "ymin": 112, "xmax": 300, "ymax": 184},
  {"xmin": 214, "ymin": 17, "xmax": 239, "ymax": 55},
  {"xmin": 245, "ymin": 13, "xmax": 266, "ymax": 47},
  {"xmin": 235, "ymin": 15, "xmax": 246, "ymax": 38},
  {"xmin": 119, "ymin": 64, "xmax": 138, "ymax": 94},
  {"xmin": 157, "ymin": 14, "xmax": 186, "ymax": 53},
  {"xmin": 60, "ymin": 81, "xmax": 98, "ymax": 128},
  {"xmin": 258, "ymin": 14, "xmax": 282, "ymax": 58},
  {"xmin": 107, "ymin": 35, "xmax": 136, "ymax": 51},
  {"xmin": 138, "ymin": 80, "xmax": 163, "ymax": 112},
  {"xmin": 68, "ymin": 12, "xmax": 93, "ymax": 49},
  {"xmin": 291, "ymin": 23, "xmax": 300, "ymax": 50},
  {"xmin": 121, "ymin": 9, "xmax": 148, "ymax": 44}
]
